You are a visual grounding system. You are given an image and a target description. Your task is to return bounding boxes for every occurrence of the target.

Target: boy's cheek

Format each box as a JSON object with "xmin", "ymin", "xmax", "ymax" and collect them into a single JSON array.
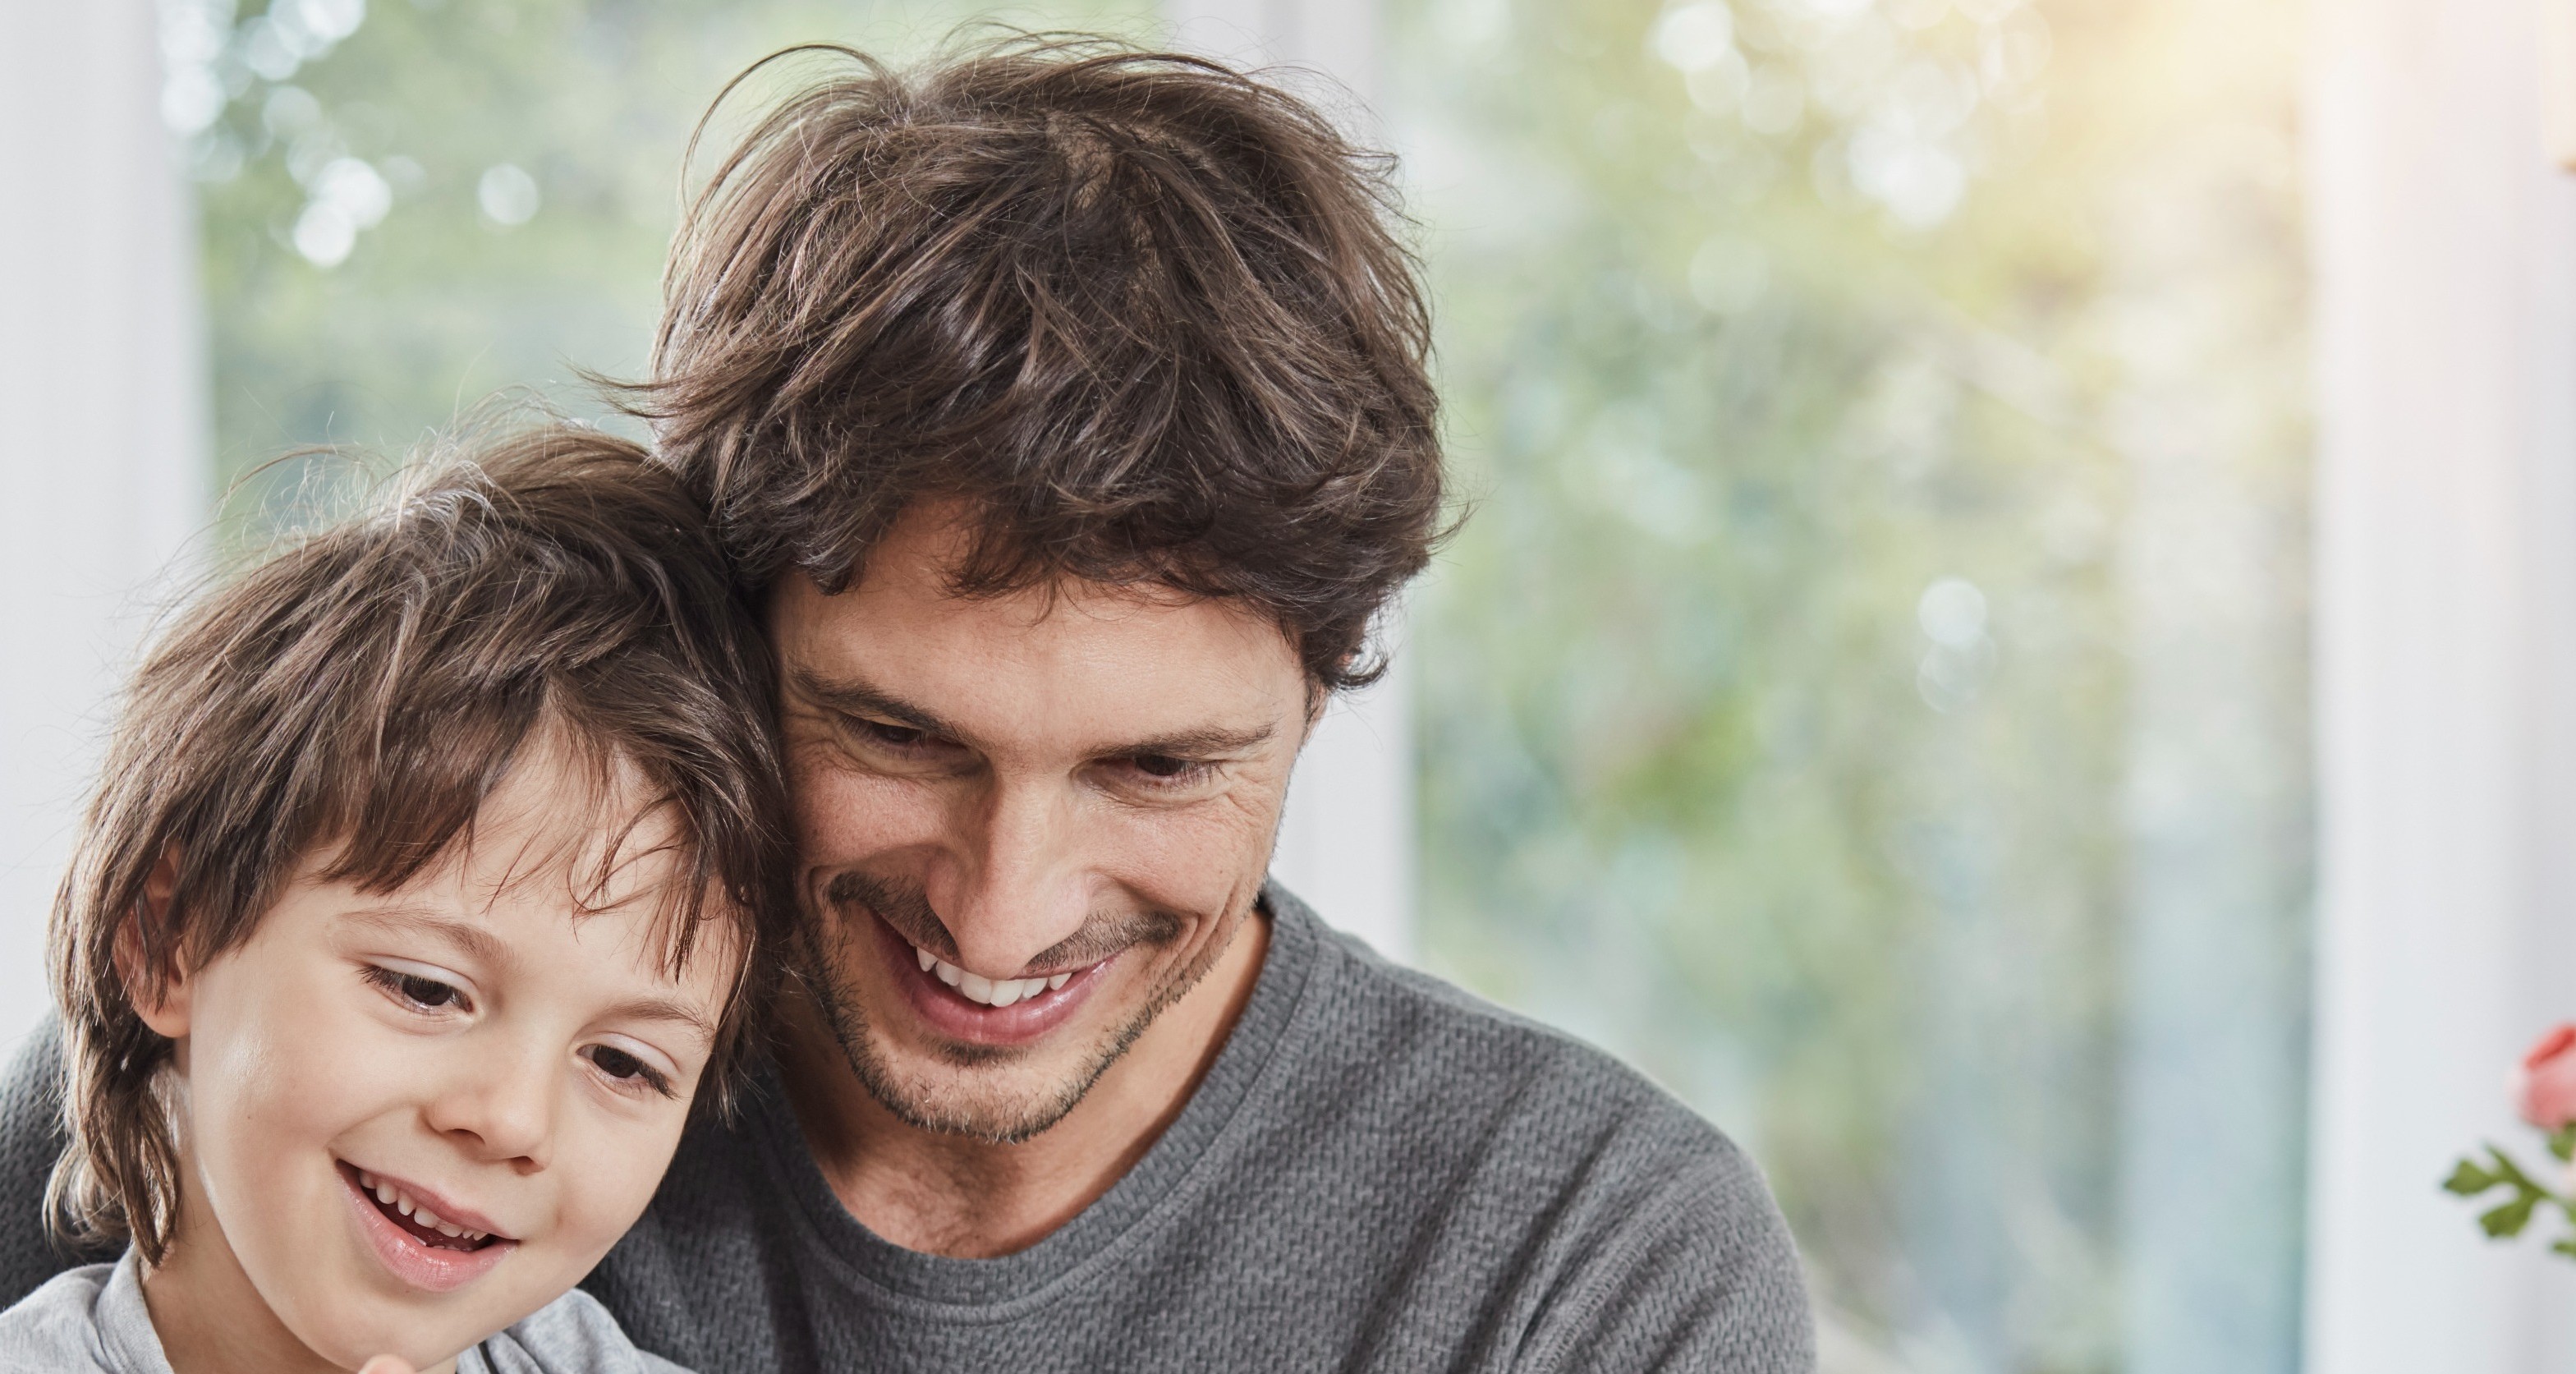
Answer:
[
  {"xmin": 178, "ymin": 933, "xmax": 696, "ymax": 1357},
  {"xmin": 193, "ymin": 951, "xmax": 399, "ymax": 1134},
  {"xmin": 544, "ymin": 1100, "xmax": 696, "ymax": 1264}
]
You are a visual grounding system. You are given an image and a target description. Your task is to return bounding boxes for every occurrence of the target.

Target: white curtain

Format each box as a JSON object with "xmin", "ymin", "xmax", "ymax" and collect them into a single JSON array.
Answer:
[
  {"xmin": 0, "ymin": 0, "xmax": 209, "ymax": 1048},
  {"xmin": 2307, "ymin": 0, "xmax": 2576, "ymax": 1365},
  {"xmin": 1164, "ymin": 0, "xmax": 1417, "ymax": 963}
]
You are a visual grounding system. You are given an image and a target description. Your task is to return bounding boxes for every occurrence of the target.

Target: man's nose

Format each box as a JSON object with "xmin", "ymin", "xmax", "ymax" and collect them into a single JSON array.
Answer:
[
  {"xmin": 933, "ymin": 774, "xmax": 1092, "ymax": 976},
  {"xmin": 424, "ymin": 1036, "xmax": 555, "ymax": 1171}
]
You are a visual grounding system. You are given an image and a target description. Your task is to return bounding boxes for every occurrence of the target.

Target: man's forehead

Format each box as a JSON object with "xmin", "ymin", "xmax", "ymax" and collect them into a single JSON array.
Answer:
[
  {"xmin": 774, "ymin": 570, "xmax": 1303, "ymax": 755},
  {"xmin": 779, "ymin": 499, "xmax": 1297, "ymax": 675},
  {"xmin": 802, "ymin": 501, "xmax": 1258, "ymax": 629}
]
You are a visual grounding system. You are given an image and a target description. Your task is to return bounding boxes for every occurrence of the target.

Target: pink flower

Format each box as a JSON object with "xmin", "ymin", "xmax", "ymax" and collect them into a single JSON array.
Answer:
[{"xmin": 2514, "ymin": 1023, "xmax": 2576, "ymax": 1130}]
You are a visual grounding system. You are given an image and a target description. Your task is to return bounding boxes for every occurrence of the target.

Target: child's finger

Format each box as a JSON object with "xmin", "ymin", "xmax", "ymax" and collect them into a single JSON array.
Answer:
[{"xmin": 357, "ymin": 1358, "xmax": 417, "ymax": 1374}]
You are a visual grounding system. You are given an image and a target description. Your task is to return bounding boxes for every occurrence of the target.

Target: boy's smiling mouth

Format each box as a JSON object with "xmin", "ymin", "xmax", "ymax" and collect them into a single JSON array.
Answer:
[
  {"xmin": 337, "ymin": 1160, "xmax": 518, "ymax": 1292},
  {"xmin": 347, "ymin": 1163, "xmax": 504, "ymax": 1249}
]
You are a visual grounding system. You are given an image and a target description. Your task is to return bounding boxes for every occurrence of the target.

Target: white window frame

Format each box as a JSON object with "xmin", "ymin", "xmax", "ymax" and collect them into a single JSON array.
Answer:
[
  {"xmin": 1164, "ymin": 0, "xmax": 1417, "ymax": 963},
  {"xmin": 0, "ymin": 0, "xmax": 208, "ymax": 1049},
  {"xmin": 2306, "ymin": 0, "xmax": 2576, "ymax": 1364}
]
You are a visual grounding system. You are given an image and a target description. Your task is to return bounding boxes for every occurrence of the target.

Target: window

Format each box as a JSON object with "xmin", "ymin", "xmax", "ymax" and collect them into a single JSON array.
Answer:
[
  {"xmin": 1394, "ymin": 1, "xmax": 2310, "ymax": 1368},
  {"xmin": 169, "ymin": 0, "xmax": 1157, "ymax": 521},
  {"xmin": 165, "ymin": 2, "xmax": 2312, "ymax": 1367}
]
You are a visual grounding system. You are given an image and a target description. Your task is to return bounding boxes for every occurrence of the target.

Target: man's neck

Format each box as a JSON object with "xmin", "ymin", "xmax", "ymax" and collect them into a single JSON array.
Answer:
[{"xmin": 782, "ymin": 911, "xmax": 1272, "ymax": 1258}]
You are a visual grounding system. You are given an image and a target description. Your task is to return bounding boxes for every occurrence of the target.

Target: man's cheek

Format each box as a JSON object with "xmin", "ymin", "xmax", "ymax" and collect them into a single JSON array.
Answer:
[
  {"xmin": 797, "ymin": 769, "xmax": 945, "ymax": 862},
  {"xmin": 1114, "ymin": 803, "xmax": 1274, "ymax": 906}
]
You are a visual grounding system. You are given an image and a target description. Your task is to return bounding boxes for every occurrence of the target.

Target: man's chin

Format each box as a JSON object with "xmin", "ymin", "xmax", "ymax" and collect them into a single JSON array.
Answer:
[
  {"xmin": 807, "ymin": 949, "xmax": 1169, "ymax": 1145},
  {"xmin": 801, "ymin": 880, "xmax": 1243, "ymax": 1145},
  {"xmin": 840, "ymin": 1022, "xmax": 1145, "ymax": 1146}
]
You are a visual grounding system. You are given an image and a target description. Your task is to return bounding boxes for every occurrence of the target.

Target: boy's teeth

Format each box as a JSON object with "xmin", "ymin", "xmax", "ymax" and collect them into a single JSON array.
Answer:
[
  {"xmin": 362, "ymin": 1174, "xmax": 486, "ymax": 1239},
  {"xmin": 912, "ymin": 945, "xmax": 1072, "ymax": 1008}
]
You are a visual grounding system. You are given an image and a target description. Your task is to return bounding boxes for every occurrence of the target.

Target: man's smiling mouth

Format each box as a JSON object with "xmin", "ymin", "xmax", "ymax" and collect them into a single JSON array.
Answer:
[{"xmin": 911, "ymin": 943, "xmax": 1090, "ymax": 1009}]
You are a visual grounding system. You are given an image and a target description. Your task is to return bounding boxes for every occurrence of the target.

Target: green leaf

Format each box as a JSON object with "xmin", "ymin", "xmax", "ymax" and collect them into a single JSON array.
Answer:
[
  {"xmin": 2548, "ymin": 1124, "xmax": 2576, "ymax": 1163},
  {"xmin": 2448, "ymin": 1159, "xmax": 2503, "ymax": 1196},
  {"xmin": 2488, "ymin": 1146, "xmax": 2555, "ymax": 1198},
  {"xmin": 2551, "ymin": 1237, "xmax": 2576, "ymax": 1260},
  {"xmin": 2484, "ymin": 1193, "xmax": 2542, "ymax": 1238}
]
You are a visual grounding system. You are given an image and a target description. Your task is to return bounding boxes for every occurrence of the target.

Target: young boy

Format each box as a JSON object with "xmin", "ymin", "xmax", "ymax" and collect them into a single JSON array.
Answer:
[{"xmin": 0, "ymin": 428, "xmax": 790, "ymax": 1372}]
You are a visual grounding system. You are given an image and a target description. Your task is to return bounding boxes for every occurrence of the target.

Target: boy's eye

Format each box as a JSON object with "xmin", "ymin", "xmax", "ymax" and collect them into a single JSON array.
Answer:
[
  {"xmin": 584, "ymin": 1044, "xmax": 674, "ymax": 1097},
  {"xmin": 365, "ymin": 965, "xmax": 467, "ymax": 1013},
  {"xmin": 398, "ymin": 974, "xmax": 459, "ymax": 1007}
]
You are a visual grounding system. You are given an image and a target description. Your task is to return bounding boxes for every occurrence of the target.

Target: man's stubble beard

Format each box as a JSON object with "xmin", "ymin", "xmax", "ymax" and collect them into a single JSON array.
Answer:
[{"xmin": 806, "ymin": 870, "xmax": 1229, "ymax": 1147}]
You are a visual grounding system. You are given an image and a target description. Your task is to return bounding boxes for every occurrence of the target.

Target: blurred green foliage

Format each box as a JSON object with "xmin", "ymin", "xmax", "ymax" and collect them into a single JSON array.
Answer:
[
  {"xmin": 176, "ymin": 0, "xmax": 2311, "ymax": 1368},
  {"xmin": 1392, "ymin": 0, "xmax": 2309, "ymax": 1368},
  {"xmin": 173, "ymin": 0, "xmax": 1155, "ymax": 536}
]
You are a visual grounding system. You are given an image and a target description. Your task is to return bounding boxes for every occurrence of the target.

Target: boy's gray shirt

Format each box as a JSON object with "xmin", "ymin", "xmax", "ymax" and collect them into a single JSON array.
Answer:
[
  {"xmin": 0, "ymin": 888, "xmax": 1816, "ymax": 1372},
  {"xmin": 0, "ymin": 1250, "xmax": 687, "ymax": 1373}
]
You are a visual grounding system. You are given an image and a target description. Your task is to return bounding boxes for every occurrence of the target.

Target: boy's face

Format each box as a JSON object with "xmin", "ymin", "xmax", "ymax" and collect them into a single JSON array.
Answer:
[{"xmin": 135, "ymin": 744, "xmax": 732, "ymax": 1369}]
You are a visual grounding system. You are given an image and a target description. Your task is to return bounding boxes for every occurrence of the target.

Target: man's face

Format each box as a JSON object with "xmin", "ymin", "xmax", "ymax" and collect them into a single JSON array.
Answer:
[{"xmin": 771, "ymin": 503, "xmax": 1311, "ymax": 1144}]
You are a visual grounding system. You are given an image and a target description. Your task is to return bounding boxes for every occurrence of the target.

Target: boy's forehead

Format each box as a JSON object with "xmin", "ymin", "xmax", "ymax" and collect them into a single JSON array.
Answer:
[
  {"xmin": 448, "ymin": 751, "xmax": 688, "ymax": 908},
  {"xmin": 311, "ymin": 733, "xmax": 727, "ymax": 981}
]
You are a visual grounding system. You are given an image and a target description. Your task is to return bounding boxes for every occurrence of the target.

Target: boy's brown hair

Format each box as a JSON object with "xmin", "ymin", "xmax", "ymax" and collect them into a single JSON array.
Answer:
[
  {"xmin": 45, "ymin": 426, "xmax": 791, "ymax": 1262},
  {"xmin": 637, "ymin": 34, "xmax": 1445, "ymax": 689}
]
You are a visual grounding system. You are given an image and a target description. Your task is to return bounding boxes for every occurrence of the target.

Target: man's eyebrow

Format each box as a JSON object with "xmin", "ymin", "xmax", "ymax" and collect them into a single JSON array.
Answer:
[
  {"xmin": 342, "ymin": 907, "xmax": 509, "ymax": 967},
  {"xmin": 790, "ymin": 667, "xmax": 959, "ymax": 738},
  {"xmin": 793, "ymin": 666, "xmax": 1274, "ymax": 757},
  {"xmin": 1123, "ymin": 724, "xmax": 1276, "ymax": 756}
]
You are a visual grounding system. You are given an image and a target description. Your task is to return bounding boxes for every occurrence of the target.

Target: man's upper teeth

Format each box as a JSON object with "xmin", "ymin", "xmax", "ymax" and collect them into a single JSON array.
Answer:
[
  {"xmin": 356, "ymin": 1170, "xmax": 488, "ymax": 1240},
  {"xmin": 916, "ymin": 947, "xmax": 1073, "ymax": 1006}
]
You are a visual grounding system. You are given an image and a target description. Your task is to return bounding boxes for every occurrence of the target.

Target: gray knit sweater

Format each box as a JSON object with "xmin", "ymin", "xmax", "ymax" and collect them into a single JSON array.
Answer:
[{"xmin": 0, "ymin": 889, "xmax": 1815, "ymax": 1372}]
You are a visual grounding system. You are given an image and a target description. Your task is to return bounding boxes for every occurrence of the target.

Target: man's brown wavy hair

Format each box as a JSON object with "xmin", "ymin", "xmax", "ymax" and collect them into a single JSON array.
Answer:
[
  {"xmin": 44, "ymin": 427, "xmax": 793, "ymax": 1263},
  {"xmin": 636, "ymin": 33, "xmax": 1446, "ymax": 688}
]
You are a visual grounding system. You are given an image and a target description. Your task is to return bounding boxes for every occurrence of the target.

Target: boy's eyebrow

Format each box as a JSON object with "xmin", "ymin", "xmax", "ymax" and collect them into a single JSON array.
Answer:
[
  {"xmin": 344, "ymin": 907, "xmax": 509, "ymax": 967},
  {"xmin": 600, "ymin": 995, "xmax": 718, "ymax": 1041},
  {"xmin": 347, "ymin": 907, "xmax": 718, "ymax": 1041}
]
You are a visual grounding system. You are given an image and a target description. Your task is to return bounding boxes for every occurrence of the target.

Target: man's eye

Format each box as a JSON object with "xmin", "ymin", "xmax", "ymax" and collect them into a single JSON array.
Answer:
[
  {"xmin": 365, "ymin": 966, "xmax": 466, "ymax": 1012},
  {"xmin": 1123, "ymin": 754, "xmax": 1217, "ymax": 789},
  {"xmin": 856, "ymin": 718, "xmax": 930, "ymax": 748}
]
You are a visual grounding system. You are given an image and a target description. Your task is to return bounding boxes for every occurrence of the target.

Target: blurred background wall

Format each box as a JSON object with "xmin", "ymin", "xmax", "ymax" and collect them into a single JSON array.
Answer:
[
  {"xmin": 16, "ymin": 0, "xmax": 2562, "ymax": 1367},
  {"xmin": 2305, "ymin": 0, "xmax": 2576, "ymax": 1367},
  {"xmin": 0, "ymin": 0, "xmax": 207, "ymax": 1071}
]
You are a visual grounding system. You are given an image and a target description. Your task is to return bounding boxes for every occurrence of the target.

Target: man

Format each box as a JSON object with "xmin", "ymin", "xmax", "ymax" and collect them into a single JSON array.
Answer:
[{"xmin": 1, "ymin": 36, "xmax": 1814, "ymax": 1372}]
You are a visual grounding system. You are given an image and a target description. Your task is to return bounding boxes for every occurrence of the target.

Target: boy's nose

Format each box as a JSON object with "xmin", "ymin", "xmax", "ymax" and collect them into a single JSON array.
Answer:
[{"xmin": 425, "ymin": 1041, "xmax": 555, "ymax": 1170}]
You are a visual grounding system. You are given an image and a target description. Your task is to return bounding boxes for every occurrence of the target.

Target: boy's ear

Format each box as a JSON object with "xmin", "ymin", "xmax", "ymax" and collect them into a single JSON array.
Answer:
[{"xmin": 116, "ymin": 847, "xmax": 192, "ymax": 1041}]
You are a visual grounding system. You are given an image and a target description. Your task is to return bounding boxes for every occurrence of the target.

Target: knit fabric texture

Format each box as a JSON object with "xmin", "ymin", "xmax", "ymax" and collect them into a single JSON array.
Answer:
[{"xmin": 0, "ymin": 886, "xmax": 1815, "ymax": 1372}]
